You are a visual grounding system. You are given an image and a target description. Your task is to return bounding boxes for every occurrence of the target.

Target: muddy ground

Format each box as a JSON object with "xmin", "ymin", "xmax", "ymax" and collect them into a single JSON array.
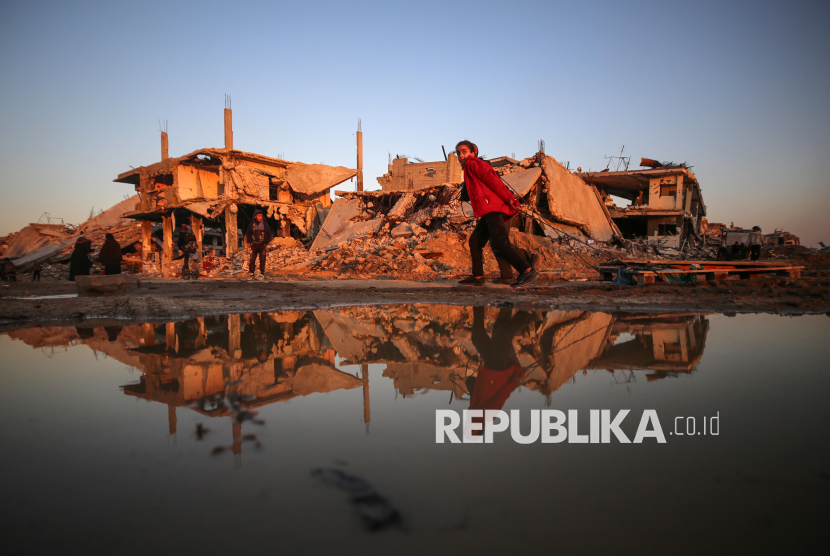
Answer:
[{"xmin": 2, "ymin": 271, "xmax": 829, "ymax": 332}]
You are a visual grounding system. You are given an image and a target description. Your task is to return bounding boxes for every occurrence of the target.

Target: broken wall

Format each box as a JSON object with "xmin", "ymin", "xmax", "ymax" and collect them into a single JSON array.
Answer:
[{"xmin": 542, "ymin": 157, "xmax": 616, "ymax": 242}]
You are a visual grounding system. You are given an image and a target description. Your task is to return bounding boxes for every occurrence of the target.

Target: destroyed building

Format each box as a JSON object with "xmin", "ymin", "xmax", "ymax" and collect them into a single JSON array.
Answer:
[
  {"xmin": 113, "ymin": 104, "xmax": 358, "ymax": 274},
  {"xmin": 578, "ymin": 158, "xmax": 706, "ymax": 249},
  {"xmin": 311, "ymin": 151, "xmax": 618, "ymax": 253},
  {"xmin": 764, "ymin": 229, "xmax": 800, "ymax": 247},
  {"xmin": 0, "ymin": 197, "xmax": 144, "ymax": 277},
  {"xmin": 377, "ymin": 153, "xmax": 463, "ymax": 191}
]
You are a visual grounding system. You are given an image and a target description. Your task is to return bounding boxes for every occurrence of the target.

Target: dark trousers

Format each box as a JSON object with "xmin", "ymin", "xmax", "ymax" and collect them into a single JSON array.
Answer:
[
  {"xmin": 249, "ymin": 244, "xmax": 267, "ymax": 274},
  {"xmin": 470, "ymin": 212, "xmax": 531, "ymax": 277},
  {"xmin": 471, "ymin": 307, "xmax": 533, "ymax": 371},
  {"xmin": 105, "ymin": 264, "xmax": 121, "ymax": 275}
]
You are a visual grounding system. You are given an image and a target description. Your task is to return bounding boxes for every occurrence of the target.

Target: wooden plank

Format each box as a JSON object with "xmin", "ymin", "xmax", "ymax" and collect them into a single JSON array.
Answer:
[
  {"xmin": 635, "ymin": 272, "xmax": 656, "ymax": 286},
  {"xmin": 600, "ymin": 266, "xmax": 803, "ymax": 284},
  {"xmin": 608, "ymin": 259, "xmax": 794, "ymax": 267}
]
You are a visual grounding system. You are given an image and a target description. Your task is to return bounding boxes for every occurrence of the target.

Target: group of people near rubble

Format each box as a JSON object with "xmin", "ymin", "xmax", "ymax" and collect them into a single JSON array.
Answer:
[{"xmin": 67, "ymin": 233, "xmax": 123, "ymax": 281}]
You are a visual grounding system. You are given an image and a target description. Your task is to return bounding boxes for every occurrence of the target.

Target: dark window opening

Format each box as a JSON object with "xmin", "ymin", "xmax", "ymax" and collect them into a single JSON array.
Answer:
[
  {"xmin": 614, "ymin": 217, "xmax": 649, "ymax": 239},
  {"xmin": 154, "ymin": 174, "xmax": 174, "ymax": 187},
  {"xmin": 658, "ymin": 224, "xmax": 678, "ymax": 235},
  {"xmin": 660, "ymin": 184, "xmax": 677, "ymax": 197}
]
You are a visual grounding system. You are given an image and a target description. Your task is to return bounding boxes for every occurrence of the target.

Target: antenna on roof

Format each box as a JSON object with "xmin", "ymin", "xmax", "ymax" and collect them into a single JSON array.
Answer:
[{"xmin": 604, "ymin": 145, "xmax": 631, "ymax": 171}]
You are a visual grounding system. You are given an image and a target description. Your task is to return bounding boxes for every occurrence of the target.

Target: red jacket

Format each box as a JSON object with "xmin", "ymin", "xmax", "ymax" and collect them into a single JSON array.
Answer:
[
  {"xmin": 462, "ymin": 156, "xmax": 519, "ymax": 219},
  {"xmin": 469, "ymin": 364, "xmax": 525, "ymax": 412}
]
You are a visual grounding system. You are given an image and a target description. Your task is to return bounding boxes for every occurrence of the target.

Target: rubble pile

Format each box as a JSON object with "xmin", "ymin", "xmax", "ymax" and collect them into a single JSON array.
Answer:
[
  {"xmin": 187, "ymin": 226, "xmax": 601, "ymax": 281},
  {"xmin": 0, "ymin": 232, "xmax": 16, "ymax": 257}
]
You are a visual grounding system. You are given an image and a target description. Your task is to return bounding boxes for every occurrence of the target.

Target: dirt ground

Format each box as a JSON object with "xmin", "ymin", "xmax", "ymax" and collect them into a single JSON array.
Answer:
[{"xmin": 2, "ymin": 270, "xmax": 829, "ymax": 332}]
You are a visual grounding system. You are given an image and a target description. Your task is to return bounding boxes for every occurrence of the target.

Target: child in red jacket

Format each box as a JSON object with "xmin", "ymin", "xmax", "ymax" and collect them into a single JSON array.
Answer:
[{"xmin": 456, "ymin": 140, "xmax": 539, "ymax": 288}]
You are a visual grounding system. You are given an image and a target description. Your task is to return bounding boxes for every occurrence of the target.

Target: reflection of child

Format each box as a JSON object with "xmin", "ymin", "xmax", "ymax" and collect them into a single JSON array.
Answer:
[
  {"xmin": 32, "ymin": 261, "xmax": 42, "ymax": 281},
  {"xmin": 469, "ymin": 307, "xmax": 533, "ymax": 412}
]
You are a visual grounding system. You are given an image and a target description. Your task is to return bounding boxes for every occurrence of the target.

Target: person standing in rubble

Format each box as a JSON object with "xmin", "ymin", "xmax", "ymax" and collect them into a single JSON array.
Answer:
[
  {"xmin": 68, "ymin": 237, "xmax": 93, "ymax": 281},
  {"xmin": 245, "ymin": 210, "xmax": 274, "ymax": 279},
  {"xmin": 456, "ymin": 140, "xmax": 539, "ymax": 288},
  {"xmin": 1, "ymin": 258, "xmax": 17, "ymax": 282},
  {"xmin": 177, "ymin": 225, "xmax": 198, "ymax": 278},
  {"xmin": 98, "ymin": 233, "xmax": 123, "ymax": 275}
]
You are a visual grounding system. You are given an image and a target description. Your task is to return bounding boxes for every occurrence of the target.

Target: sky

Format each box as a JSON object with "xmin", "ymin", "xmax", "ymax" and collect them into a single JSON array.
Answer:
[{"xmin": 1, "ymin": 0, "xmax": 828, "ymax": 245}]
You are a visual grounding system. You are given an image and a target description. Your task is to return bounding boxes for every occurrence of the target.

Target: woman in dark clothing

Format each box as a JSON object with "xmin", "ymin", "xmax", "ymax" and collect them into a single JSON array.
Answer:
[
  {"xmin": 98, "ymin": 233, "xmax": 123, "ymax": 275},
  {"xmin": 68, "ymin": 237, "xmax": 93, "ymax": 281}
]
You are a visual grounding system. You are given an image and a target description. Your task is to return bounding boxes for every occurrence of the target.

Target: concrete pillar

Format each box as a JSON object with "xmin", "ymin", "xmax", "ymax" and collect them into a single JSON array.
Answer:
[
  {"xmin": 224, "ymin": 108, "xmax": 233, "ymax": 150},
  {"xmin": 195, "ymin": 316, "xmax": 206, "ymax": 350},
  {"xmin": 228, "ymin": 314, "xmax": 241, "ymax": 359},
  {"xmin": 139, "ymin": 175, "xmax": 152, "ymax": 212},
  {"xmin": 190, "ymin": 214, "xmax": 204, "ymax": 255},
  {"xmin": 162, "ymin": 213, "xmax": 174, "ymax": 275},
  {"xmin": 166, "ymin": 322, "xmax": 176, "ymax": 352},
  {"xmin": 168, "ymin": 404, "xmax": 177, "ymax": 435},
  {"xmin": 161, "ymin": 131, "xmax": 169, "ymax": 161},
  {"xmin": 362, "ymin": 363, "xmax": 370, "ymax": 433},
  {"xmin": 143, "ymin": 323, "xmax": 155, "ymax": 346},
  {"xmin": 232, "ymin": 421, "xmax": 242, "ymax": 456},
  {"xmin": 356, "ymin": 129, "xmax": 364, "ymax": 192},
  {"xmin": 224, "ymin": 205, "xmax": 238, "ymax": 257},
  {"xmin": 141, "ymin": 220, "xmax": 153, "ymax": 262}
]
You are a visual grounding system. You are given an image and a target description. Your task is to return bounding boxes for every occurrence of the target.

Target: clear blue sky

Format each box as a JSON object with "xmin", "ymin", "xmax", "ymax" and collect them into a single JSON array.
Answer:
[{"xmin": 1, "ymin": 0, "xmax": 828, "ymax": 245}]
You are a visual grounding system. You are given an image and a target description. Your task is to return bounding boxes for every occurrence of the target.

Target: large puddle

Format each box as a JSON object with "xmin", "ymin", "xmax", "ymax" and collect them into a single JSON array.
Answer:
[{"xmin": 1, "ymin": 306, "xmax": 828, "ymax": 554}]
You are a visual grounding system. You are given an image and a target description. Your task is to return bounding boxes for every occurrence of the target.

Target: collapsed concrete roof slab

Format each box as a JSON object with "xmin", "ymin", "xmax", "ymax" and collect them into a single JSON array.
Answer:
[
  {"xmin": 11, "ymin": 236, "xmax": 79, "ymax": 269},
  {"xmin": 3, "ymin": 224, "xmax": 73, "ymax": 260},
  {"xmin": 311, "ymin": 198, "xmax": 382, "ymax": 250},
  {"xmin": 292, "ymin": 362, "xmax": 362, "ymax": 397},
  {"xmin": 80, "ymin": 195, "xmax": 140, "ymax": 232},
  {"xmin": 502, "ymin": 167, "xmax": 542, "ymax": 197},
  {"xmin": 542, "ymin": 157, "xmax": 616, "ymax": 242},
  {"xmin": 285, "ymin": 162, "xmax": 357, "ymax": 196}
]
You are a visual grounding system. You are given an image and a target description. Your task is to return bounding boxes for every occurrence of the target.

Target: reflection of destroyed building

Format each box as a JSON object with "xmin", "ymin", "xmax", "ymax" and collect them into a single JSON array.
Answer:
[
  {"xmin": 6, "ymin": 307, "xmax": 710, "ymax": 445},
  {"xmin": 579, "ymin": 158, "xmax": 706, "ymax": 249},
  {"xmin": 311, "ymin": 305, "xmax": 710, "ymax": 400},
  {"xmin": 586, "ymin": 314, "xmax": 709, "ymax": 381},
  {"xmin": 113, "ymin": 105, "xmax": 357, "ymax": 274}
]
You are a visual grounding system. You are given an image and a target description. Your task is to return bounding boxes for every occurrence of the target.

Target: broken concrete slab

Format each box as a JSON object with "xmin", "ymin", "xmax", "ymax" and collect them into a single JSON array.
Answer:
[
  {"xmin": 80, "ymin": 195, "xmax": 140, "ymax": 232},
  {"xmin": 311, "ymin": 198, "xmax": 383, "ymax": 250},
  {"xmin": 75, "ymin": 274, "xmax": 141, "ymax": 295},
  {"xmin": 542, "ymin": 157, "xmax": 616, "ymax": 242},
  {"xmin": 286, "ymin": 163, "xmax": 357, "ymax": 196},
  {"xmin": 502, "ymin": 167, "xmax": 542, "ymax": 197},
  {"xmin": 391, "ymin": 222, "xmax": 414, "ymax": 238}
]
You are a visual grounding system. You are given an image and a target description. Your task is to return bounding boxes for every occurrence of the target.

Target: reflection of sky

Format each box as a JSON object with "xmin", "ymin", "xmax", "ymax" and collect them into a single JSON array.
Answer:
[
  {"xmin": 0, "ymin": 1, "xmax": 828, "ymax": 244},
  {"xmin": 1, "ymin": 311, "xmax": 829, "ymax": 552}
]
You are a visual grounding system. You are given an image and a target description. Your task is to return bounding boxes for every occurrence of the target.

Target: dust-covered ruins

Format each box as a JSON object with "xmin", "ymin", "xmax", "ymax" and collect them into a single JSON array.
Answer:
[{"xmin": 1, "ymin": 103, "xmax": 828, "ymax": 323}]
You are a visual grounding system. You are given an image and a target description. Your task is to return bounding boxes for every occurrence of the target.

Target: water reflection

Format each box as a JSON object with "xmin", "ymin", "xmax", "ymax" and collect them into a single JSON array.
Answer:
[{"xmin": 6, "ymin": 307, "xmax": 710, "ymax": 430}]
